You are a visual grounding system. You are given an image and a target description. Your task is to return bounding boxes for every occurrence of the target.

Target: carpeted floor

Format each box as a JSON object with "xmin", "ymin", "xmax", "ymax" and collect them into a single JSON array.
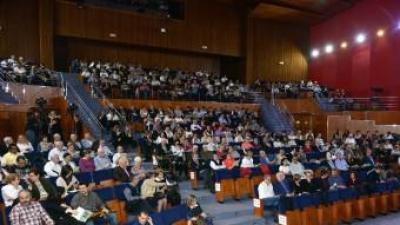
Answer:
[{"xmin": 352, "ymin": 213, "xmax": 400, "ymax": 225}]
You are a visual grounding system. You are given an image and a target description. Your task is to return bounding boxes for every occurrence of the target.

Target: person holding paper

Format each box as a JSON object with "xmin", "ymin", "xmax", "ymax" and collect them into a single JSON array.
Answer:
[{"xmin": 70, "ymin": 183, "xmax": 118, "ymax": 225}]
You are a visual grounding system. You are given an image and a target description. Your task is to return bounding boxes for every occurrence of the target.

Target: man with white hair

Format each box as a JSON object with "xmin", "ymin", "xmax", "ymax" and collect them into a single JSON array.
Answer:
[
  {"xmin": 44, "ymin": 154, "xmax": 62, "ymax": 177},
  {"xmin": 48, "ymin": 141, "xmax": 64, "ymax": 160},
  {"xmin": 94, "ymin": 148, "xmax": 112, "ymax": 171},
  {"xmin": 0, "ymin": 136, "xmax": 14, "ymax": 156}
]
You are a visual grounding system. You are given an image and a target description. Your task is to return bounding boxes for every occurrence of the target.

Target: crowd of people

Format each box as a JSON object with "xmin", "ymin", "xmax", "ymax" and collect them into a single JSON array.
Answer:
[
  {"xmin": 1, "ymin": 100, "xmax": 400, "ymax": 224},
  {"xmin": 252, "ymin": 79, "xmax": 329, "ymax": 98},
  {"xmin": 0, "ymin": 56, "xmax": 59, "ymax": 86},
  {"xmin": 73, "ymin": 60, "xmax": 253, "ymax": 103}
]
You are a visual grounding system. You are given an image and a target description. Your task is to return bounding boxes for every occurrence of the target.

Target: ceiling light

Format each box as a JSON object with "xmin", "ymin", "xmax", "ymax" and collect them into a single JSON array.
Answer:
[
  {"xmin": 376, "ymin": 29, "xmax": 385, "ymax": 37},
  {"xmin": 325, "ymin": 44, "xmax": 334, "ymax": 54},
  {"xmin": 340, "ymin": 41, "xmax": 348, "ymax": 49},
  {"xmin": 160, "ymin": 28, "xmax": 167, "ymax": 33},
  {"xmin": 355, "ymin": 33, "xmax": 366, "ymax": 43},
  {"xmin": 201, "ymin": 45, "xmax": 208, "ymax": 50},
  {"xmin": 311, "ymin": 49, "xmax": 320, "ymax": 58}
]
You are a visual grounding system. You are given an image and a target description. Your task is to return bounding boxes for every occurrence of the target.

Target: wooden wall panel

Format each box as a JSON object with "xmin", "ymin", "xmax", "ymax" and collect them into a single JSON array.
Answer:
[
  {"xmin": 0, "ymin": 0, "xmax": 39, "ymax": 63},
  {"xmin": 39, "ymin": 0, "xmax": 55, "ymax": 68},
  {"xmin": 277, "ymin": 99, "xmax": 321, "ymax": 114},
  {"xmin": 55, "ymin": 38, "xmax": 220, "ymax": 73},
  {"xmin": 246, "ymin": 18, "xmax": 309, "ymax": 83},
  {"xmin": 54, "ymin": 0, "xmax": 242, "ymax": 57},
  {"xmin": 327, "ymin": 115, "xmax": 400, "ymax": 141}
]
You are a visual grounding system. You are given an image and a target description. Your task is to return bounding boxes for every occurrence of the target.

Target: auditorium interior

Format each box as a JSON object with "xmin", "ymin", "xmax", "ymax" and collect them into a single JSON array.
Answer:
[{"xmin": 1, "ymin": 0, "xmax": 400, "ymax": 225}]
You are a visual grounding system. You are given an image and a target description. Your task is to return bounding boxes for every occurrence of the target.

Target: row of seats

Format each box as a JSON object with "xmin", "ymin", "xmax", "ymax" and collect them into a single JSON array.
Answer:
[
  {"xmin": 253, "ymin": 180, "xmax": 400, "ymax": 225},
  {"xmin": 190, "ymin": 166, "xmax": 379, "ymax": 204}
]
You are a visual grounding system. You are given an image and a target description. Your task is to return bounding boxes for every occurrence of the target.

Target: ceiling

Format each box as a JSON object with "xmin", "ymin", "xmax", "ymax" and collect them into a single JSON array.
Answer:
[{"xmin": 216, "ymin": 0, "xmax": 360, "ymax": 25}]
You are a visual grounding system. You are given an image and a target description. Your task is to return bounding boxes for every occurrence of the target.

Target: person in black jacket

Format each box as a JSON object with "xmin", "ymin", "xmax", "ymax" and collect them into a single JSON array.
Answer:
[
  {"xmin": 300, "ymin": 170, "xmax": 321, "ymax": 193},
  {"xmin": 27, "ymin": 168, "xmax": 85, "ymax": 225}
]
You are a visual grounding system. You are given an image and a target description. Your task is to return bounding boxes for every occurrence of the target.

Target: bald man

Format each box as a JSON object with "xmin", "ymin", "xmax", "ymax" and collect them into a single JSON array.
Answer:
[{"xmin": 10, "ymin": 190, "xmax": 54, "ymax": 225}]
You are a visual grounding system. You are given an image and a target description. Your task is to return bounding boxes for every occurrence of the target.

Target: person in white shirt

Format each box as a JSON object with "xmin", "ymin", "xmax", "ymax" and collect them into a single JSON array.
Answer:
[
  {"xmin": 258, "ymin": 175, "xmax": 275, "ymax": 199},
  {"xmin": 279, "ymin": 158, "xmax": 290, "ymax": 175},
  {"xmin": 16, "ymin": 135, "xmax": 34, "ymax": 154},
  {"xmin": 209, "ymin": 154, "xmax": 225, "ymax": 170},
  {"xmin": 44, "ymin": 155, "xmax": 62, "ymax": 177},
  {"xmin": 240, "ymin": 152, "xmax": 255, "ymax": 168},
  {"xmin": 289, "ymin": 157, "xmax": 305, "ymax": 177},
  {"xmin": 56, "ymin": 165, "xmax": 79, "ymax": 198},
  {"xmin": 1, "ymin": 174, "xmax": 23, "ymax": 207},
  {"xmin": 112, "ymin": 146, "xmax": 127, "ymax": 167},
  {"xmin": 48, "ymin": 141, "xmax": 64, "ymax": 161}
]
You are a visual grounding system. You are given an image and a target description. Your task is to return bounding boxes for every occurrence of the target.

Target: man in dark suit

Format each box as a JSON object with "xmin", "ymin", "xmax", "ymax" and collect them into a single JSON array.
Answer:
[{"xmin": 273, "ymin": 172, "xmax": 294, "ymax": 196}]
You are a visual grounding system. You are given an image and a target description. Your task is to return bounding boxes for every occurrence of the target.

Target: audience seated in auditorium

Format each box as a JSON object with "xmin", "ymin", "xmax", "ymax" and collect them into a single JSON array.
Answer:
[
  {"xmin": 76, "ymin": 60, "xmax": 252, "ymax": 102},
  {"xmin": 0, "ymin": 55, "xmax": 59, "ymax": 86}
]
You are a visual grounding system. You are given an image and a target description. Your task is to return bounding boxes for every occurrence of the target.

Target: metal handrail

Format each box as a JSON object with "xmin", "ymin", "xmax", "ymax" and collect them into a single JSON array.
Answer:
[
  {"xmin": 91, "ymin": 84, "xmax": 128, "ymax": 128},
  {"xmin": 60, "ymin": 73, "xmax": 104, "ymax": 131}
]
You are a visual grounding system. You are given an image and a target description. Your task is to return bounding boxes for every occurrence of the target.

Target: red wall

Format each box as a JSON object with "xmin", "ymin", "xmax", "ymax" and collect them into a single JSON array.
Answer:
[{"xmin": 310, "ymin": 0, "xmax": 400, "ymax": 97}]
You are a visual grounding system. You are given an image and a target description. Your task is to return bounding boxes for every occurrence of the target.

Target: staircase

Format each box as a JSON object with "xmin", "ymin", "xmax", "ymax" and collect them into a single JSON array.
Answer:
[
  {"xmin": 0, "ymin": 73, "xmax": 18, "ymax": 104},
  {"xmin": 60, "ymin": 73, "xmax": 105, "ymax": 139},
  {"xmin": 253, "ymin": 93, "xmax": 293, "ymax": 133},
  {"xmin": 0, "ymin": 87, "xmax": 18, "ymax": 104},
  {"xmin": 314, "ymin": 93, "xmax": 336, "ymax": 111}
]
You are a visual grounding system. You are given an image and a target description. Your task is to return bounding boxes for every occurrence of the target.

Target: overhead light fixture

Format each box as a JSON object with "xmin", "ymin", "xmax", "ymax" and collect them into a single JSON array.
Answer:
[
  {"xmin": 376, "ymin": 29, "xmax": 385, "ymax": 37},
  {"xmin": 160, "ymin": 28, "xmax": 167, "ymax": 33},
  {"xmin": 201, "ymin": 45, "xmax": 208, "ymax": 50},
  {"xmin": 355, "ymin": 33, "xmax": 366, "ymax": 43},
  {"xmin": 278, "ymin": 61, "xmax": 285, "ymax": 65},
  {"xmin": 325, "ymin": 44, "xmax": 334, "ymax": 54},
  {"xmin": 340, "ymin": 41, "xmax": 348, "ymax": 49},
  {"xmin": 109, "ymin": 33, "xmax": 117, "ymax": 38},
  {"xmin": 311, "ymin": 49, "xmax": 320, "ymax": 58}
]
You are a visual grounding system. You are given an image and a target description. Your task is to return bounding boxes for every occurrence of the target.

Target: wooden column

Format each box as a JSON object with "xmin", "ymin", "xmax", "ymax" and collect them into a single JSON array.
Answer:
[{"xmin": 39, "ymin": 0, "xmax": 54, "ymax": 69}]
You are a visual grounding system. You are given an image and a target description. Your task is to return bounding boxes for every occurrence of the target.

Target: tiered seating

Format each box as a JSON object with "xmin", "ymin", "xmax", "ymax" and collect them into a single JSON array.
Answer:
[
  {"xmin": 214, "ymin": 168, "xmax": 264, "ymax": 203},
  {"xmin": 253, "ymin": 178, "xmax": 400, "ymax": 225}
]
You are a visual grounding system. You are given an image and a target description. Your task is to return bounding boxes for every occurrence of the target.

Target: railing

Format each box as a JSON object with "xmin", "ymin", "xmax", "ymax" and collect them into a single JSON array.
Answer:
[
  {"xmin": 316, "ymin": 94, "xmax": 400, "ymax": 111},
  {"xmin": 60, "ymin": 73, "xmax": 104, "ymax": 137},
  {"xmin": 91, "ymin": 84, "xmax": 128, "ymax": 129}
]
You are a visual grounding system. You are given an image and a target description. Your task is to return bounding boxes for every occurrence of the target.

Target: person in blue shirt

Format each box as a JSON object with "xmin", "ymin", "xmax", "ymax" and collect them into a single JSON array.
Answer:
[
  {"xmin": 328, "ymin": 169, "xmax": 346, "ymax": 189},
  {"xmin": 273, "ymin": 172, "xmax": 294, "ymax": 196}
]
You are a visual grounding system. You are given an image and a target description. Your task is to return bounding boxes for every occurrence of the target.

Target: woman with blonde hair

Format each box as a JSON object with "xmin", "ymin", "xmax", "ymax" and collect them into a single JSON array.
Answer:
[{"xmin": 186, "ymin": 194, "xmax": 212, "ymax": 225}]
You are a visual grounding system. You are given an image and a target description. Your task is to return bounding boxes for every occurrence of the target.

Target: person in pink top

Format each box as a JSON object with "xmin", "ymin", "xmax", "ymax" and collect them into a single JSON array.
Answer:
[{"xmin": 79, "ymin": 150, "xmax": 95, "ymax": 172}]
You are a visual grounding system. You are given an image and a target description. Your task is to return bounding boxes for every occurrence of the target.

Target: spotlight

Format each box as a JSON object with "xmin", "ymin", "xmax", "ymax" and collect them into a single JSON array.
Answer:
[
  {"xmin": 355, "ymin": 33, "xmax": 366, "ymax": 43},
  {"xmin": 325, "ymin": 44, "xmax": 334, "ymax": 54},
  {"xmin": 311, "ymin": 49, "xmax": 320, "ymax": 58},
  {"xmin": 376, "ymin": 29, "xmax": 385, "ymax": 37},
  {"xmin": 340, "ymin": 41, "xmax": 348, "ymax": 49}
]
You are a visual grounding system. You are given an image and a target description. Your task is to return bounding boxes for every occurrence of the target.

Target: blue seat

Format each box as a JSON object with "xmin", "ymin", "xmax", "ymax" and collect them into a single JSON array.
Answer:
[
  {"xmin": 93, "ymin": 169, "xmax": 114, "ymax": 184},
  {"xmin": 114, "ymin": 183, "xmax": 132, "ymax": 201},
  {"xmin": 159, "ymin": 204, "xmax": 188, "ymax": 225},
  {"xmin": 76, "ymin": 171, "xmax": 94, "ymax": 184},
  {"xmin": 326, "ymin": 190, "xmax": 340, "ymax": 204},
  {"xmin": 94, "ymin": 187, "xmax": 115, "ymax": 202},
  {"xmin": 215, "ymin": 169, "xmax": 233, "ymax": 182}
]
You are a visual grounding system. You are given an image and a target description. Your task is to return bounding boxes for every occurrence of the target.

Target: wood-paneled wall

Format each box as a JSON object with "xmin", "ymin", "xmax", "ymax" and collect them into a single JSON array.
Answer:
[
  {"xmin": 0, "ymin": 0, "xmax": 39, "ymax": 63},
  {"xmin": 245, "ymin": 18, "xmax": 309, "ymax": 83},
  {"xmin": 54, "ymin": 37, "xmax": 221, "ymax": 73},
  {"xmin": 54, "ymin": 0, "xmax": 242, "ymax": 57},
  {"xmin": 276, "ymin": 99, "xmax": 321, "ymax": 114},
  {"xmin": 327, "ymin": 115, "xmax": 400, "ymax": 140}
]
